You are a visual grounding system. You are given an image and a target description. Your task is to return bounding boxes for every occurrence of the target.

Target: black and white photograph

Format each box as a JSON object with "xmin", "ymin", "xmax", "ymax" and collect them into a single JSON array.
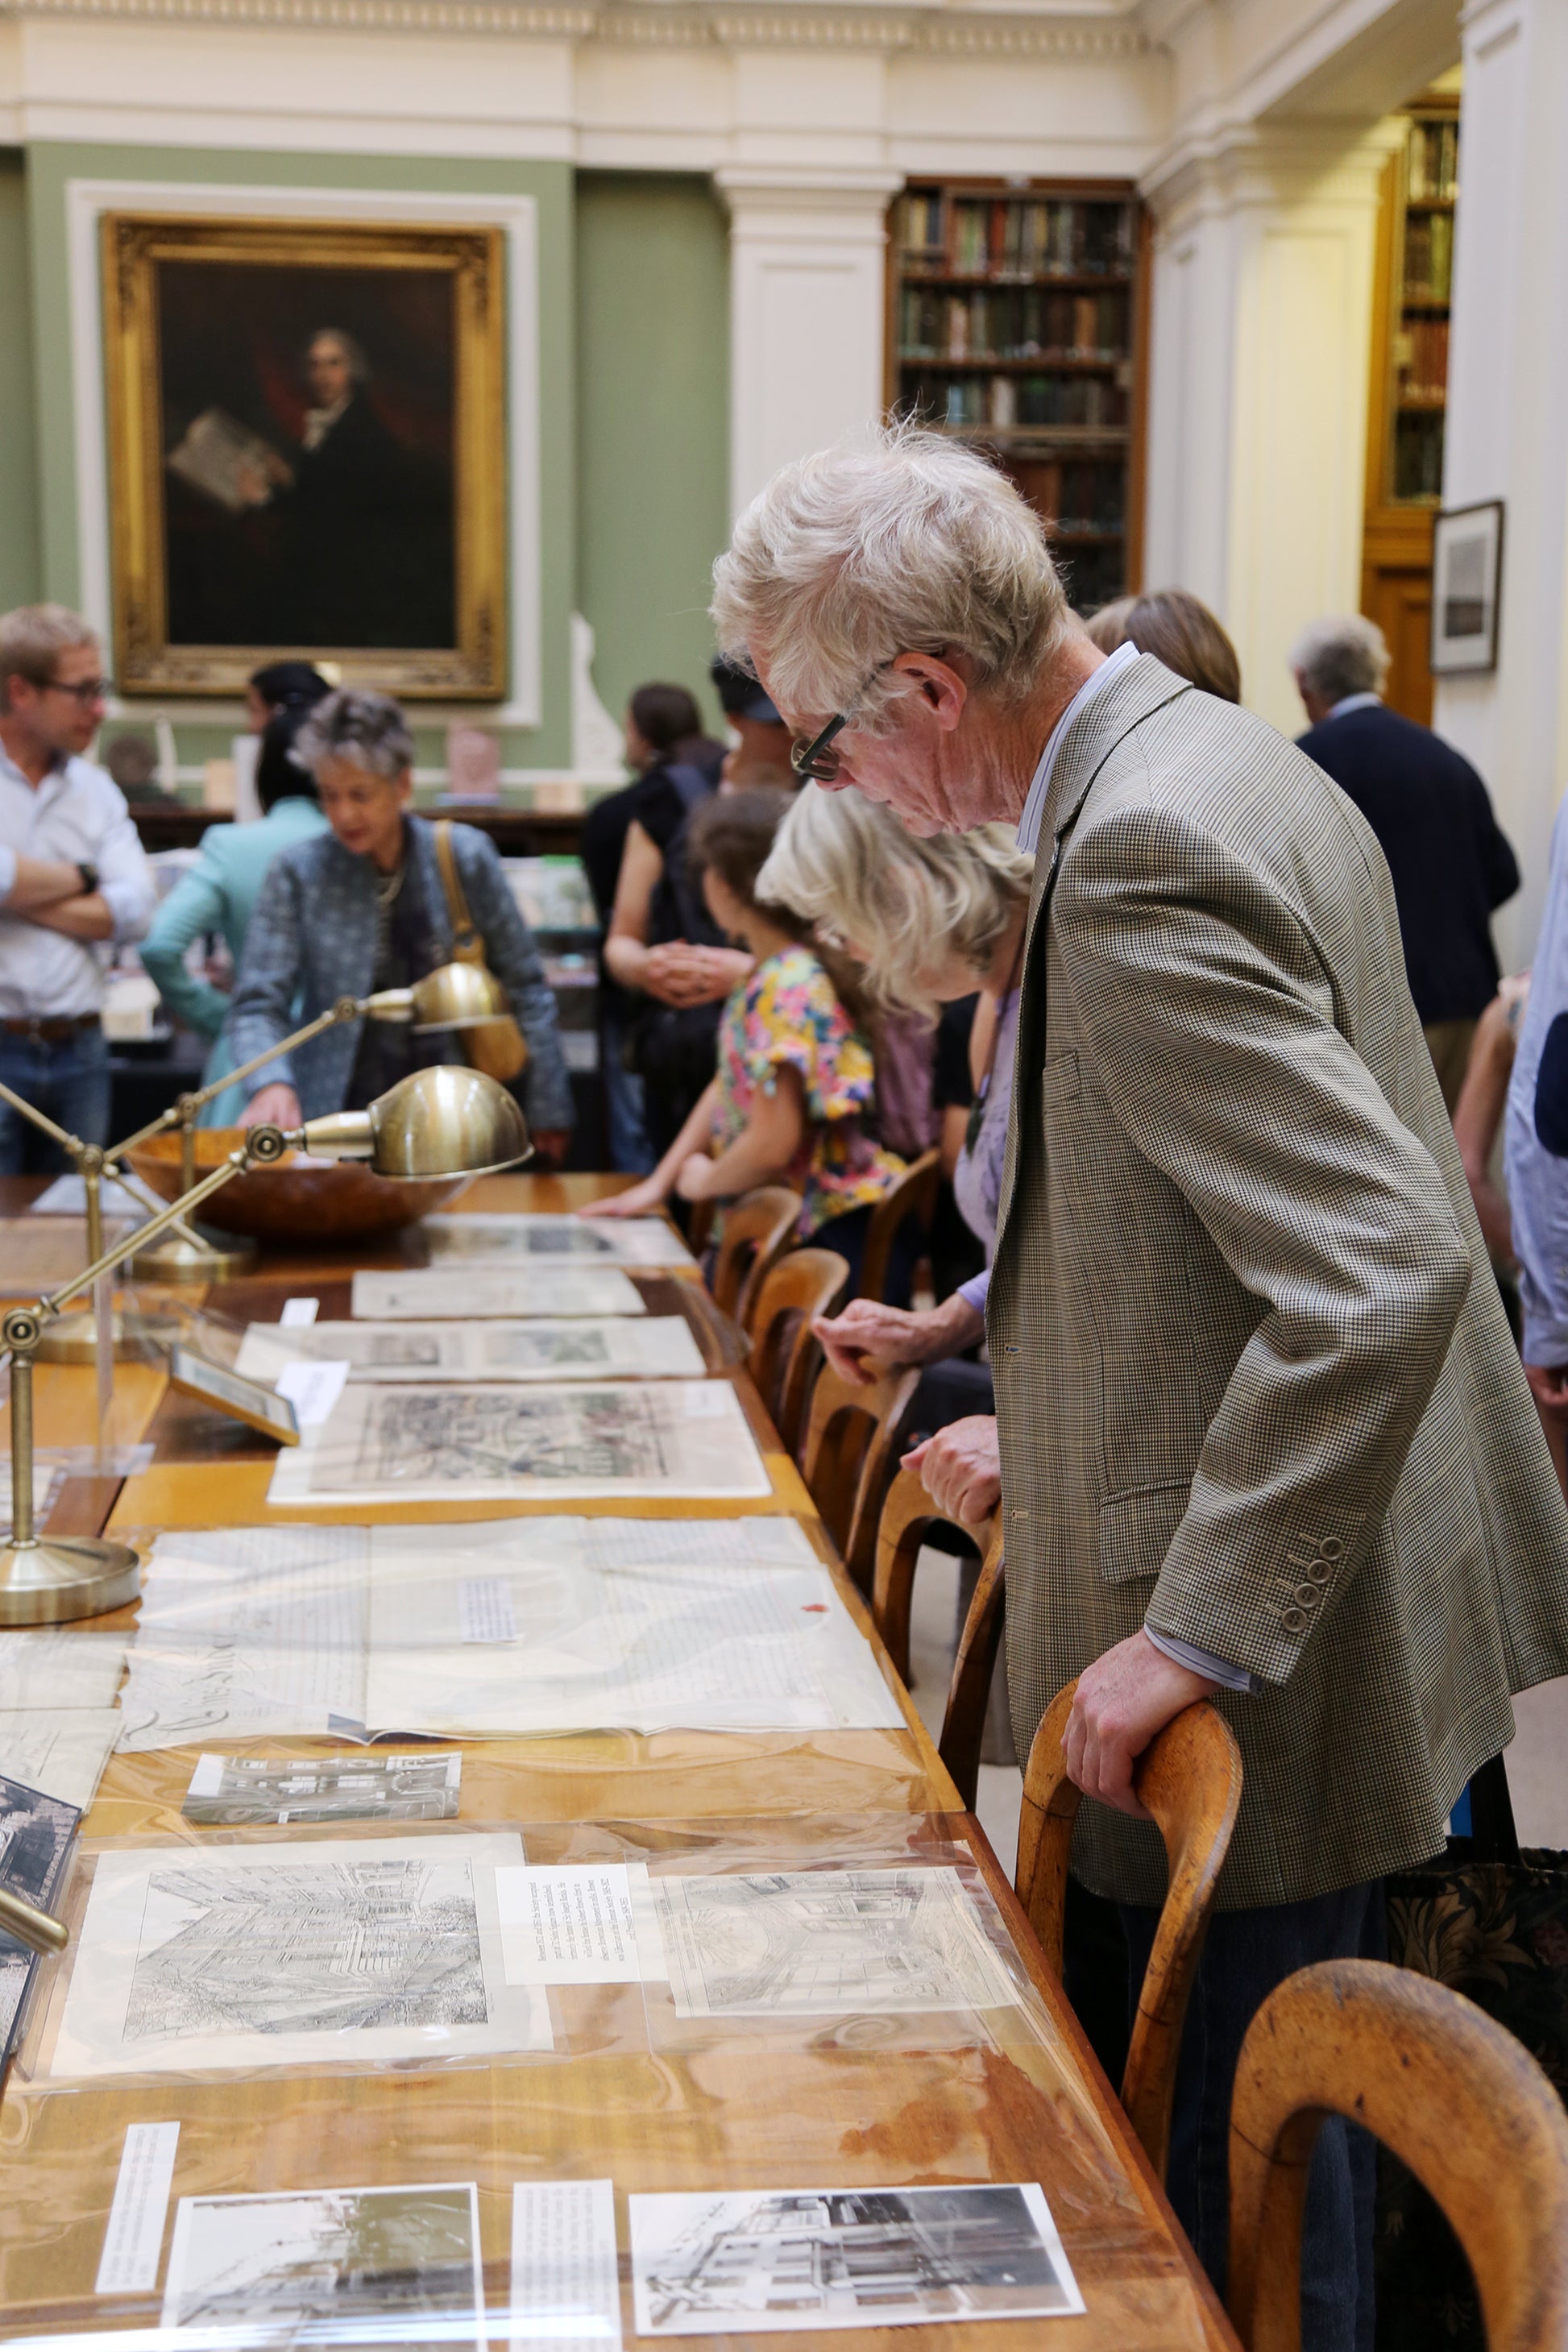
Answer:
[
  {"xmin": 182, "ymin": 1750, "xmax": 463, "ymax": 1825},
  {"xmin": 0, "ymin": 1769, "xmax": 78, "ymax": 2054},
  {"xmin": 1430, "ymin": 498, "xmax": 1504, "ymax": 674},
  {"xmin": 628, "ymin": 2185, "xmax": 1085, "ymax": 2332},
  {"xmin": 161, "ymin": 2180, "xmax": 486, "ymax": 2349}
]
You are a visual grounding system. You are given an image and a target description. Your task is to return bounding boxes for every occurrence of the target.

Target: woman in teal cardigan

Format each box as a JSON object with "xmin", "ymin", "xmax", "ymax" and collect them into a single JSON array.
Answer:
[{"xmin": 139, "ymin": 712, "xmax": 329, "ymax": 1126}]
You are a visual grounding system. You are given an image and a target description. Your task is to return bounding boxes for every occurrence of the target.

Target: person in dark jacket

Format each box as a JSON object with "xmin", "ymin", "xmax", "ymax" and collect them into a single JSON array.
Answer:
[{"xmin": 1292, "ymin": 612, "xmax": 1519, "ymax": 1108}]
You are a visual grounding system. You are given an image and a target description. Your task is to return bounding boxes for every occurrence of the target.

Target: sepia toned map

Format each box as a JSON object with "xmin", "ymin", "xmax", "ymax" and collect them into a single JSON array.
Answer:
[
  {"xmin": 651, "ymin": 1868, "xmax": 1018, "ymax": 2020},
  {"xmin": 236, "ymin": 1316, "xmax": 705, "ymax": 1387},
  {"xmin": 351, "ymin": 1267, "xmax": 645, "ymax": 1321},
  {"xmin": 268, "ymin": 1381, "xmax": 771, "ymax": 1506},
  {"xmin": 163, "ymin": 2181, "xmax": 486, "ymax": 2349},
  {"xmin": 417, "ymin": 1213, "xmax": 694, "ymax": 1269}
]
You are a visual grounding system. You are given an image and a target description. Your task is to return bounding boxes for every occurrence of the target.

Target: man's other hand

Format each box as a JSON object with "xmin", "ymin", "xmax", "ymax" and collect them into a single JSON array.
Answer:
[{"xmin": 901, "ymin": 1414, "xmax": 1001, "ymax": 1525}]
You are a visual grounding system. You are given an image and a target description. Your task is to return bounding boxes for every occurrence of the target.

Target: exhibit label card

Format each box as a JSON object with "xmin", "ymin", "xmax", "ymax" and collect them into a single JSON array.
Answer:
[
  {"xmin": 628, "ymin": 2184, "xmax": 1085, "ymax": 2332},
  {"xmin": 511, "ymin": 2180, "xmax": 622, "ymax": 2352},
  {"xmin": 95, "ymin": 2121, "xmax": 180, "ymax": 2296},
  {"xmin": 496, "ymin": 1865, "xmax": 652, "ymax": 1986},
  {"xmin": 161, "ymin": 2181, "xmax": 485, "ymax": 2345}
]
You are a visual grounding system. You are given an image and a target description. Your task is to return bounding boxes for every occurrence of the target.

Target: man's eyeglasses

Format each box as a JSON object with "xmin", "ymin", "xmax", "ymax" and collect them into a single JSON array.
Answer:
[
  {"xmin": 789, "ymin": 651, "xmax": 942, "ymax": 786},
  {"xmin": 42, "ymin": 677, "xmax": 114, "ymax": 707}
]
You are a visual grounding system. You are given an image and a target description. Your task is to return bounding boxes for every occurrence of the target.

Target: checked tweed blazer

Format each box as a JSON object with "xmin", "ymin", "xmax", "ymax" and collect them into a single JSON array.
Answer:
[{"xmin": 989, "ymin": 655, "xmax": 1568, "ymax": 1912}]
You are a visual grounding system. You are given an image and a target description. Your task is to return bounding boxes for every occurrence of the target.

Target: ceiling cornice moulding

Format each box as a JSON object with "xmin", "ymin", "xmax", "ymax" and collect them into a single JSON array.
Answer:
[{"xmin": 0, "ymin": 0, "xmax": 1145, "ymax": 52}]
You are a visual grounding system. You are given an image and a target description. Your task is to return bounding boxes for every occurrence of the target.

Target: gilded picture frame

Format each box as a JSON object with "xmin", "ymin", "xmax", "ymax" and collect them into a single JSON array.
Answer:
[{"xmin": 102, "ymin": 213, "xmax": 507, "ymax": 700}]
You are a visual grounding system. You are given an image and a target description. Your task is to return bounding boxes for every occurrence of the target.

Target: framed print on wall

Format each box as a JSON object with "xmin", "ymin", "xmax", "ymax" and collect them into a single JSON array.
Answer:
[
  {"xmin": 102, "ymin": 213, "xmax": 507, "ymax": 700},
  {"xmin": 1430, "ymin": 499, "xmax": 1504, "ymax": 676}
]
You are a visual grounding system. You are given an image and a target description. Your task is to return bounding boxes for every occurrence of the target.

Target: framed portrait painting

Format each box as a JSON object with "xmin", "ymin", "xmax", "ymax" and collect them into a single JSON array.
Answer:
[
  {"xmin": 1430, "ymin": 499, "xmax": 1504, "ymax": 676},
  {"xmin": 102, "ymin": 213, "xmax": 507, "ymax": 699}
]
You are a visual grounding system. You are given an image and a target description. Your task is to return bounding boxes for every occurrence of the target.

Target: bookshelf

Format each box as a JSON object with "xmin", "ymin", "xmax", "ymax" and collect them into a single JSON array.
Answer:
[
  {"xmin": 1361, "ymin": 93, "xmax": 1461, "ymax": 724},
  {"xmin": 886, "ymin": 180, "xmax": 1148, "ymax": 612}
]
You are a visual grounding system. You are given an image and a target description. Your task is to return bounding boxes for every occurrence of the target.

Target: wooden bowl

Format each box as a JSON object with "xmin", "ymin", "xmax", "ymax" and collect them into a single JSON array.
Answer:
[{"xmin": 125, "ymin": 1128, "xmax": 472, "ymax": 1244}]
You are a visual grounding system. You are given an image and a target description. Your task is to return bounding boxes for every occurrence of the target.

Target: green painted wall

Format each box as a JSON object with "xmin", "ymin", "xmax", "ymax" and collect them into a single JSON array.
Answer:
[
  {"xmin": 24, "ymin": 143, "xmax": 576, "ymax": 766},
  {"xmin": 575, "ymin": 172, "xmax": 729, "ymax": 740},
  {"xmin": 0, "ymin": 151, "xmax": 42, "ymax": 609}
]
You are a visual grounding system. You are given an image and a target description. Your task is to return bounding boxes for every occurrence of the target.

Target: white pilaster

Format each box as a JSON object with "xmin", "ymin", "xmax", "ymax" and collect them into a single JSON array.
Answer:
[
  {"xmin": 716, "ymin": 168, "xmax": 903, "ymax": 520},
  {"xmin": 1141, "ymin": 126, "xmax": 1394, "ymax": 735},
  {"xmin": 1433, "ymin": 0, "xmax": 1568, "ymax": 966}
]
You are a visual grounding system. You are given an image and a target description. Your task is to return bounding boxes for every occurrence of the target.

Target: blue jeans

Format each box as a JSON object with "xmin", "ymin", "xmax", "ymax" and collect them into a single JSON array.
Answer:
[
  {"xmin": 0, "ymin": 1027, "xmax": 110, "ymax": 1172},
  {"xmin": 1118, "ymin": 1877, "xmax": 1386, "ymax": 2351},
  {"xmin": 600, "ymin": 1013, "xmax": 653, "ymax": 1176}
]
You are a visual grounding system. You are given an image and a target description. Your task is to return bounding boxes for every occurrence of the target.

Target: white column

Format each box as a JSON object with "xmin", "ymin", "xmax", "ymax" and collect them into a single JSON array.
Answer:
[
  {"xmin": 1141, "ymin": 127, "xmax": 1395, "ymax": 736},
  {"xmin": 716, "ymin": 168, "xmax": 903, "ymax": 520},
  {"xmin": 1433, "ymin": 0, "xmax": 1568, "ymax": 967}
]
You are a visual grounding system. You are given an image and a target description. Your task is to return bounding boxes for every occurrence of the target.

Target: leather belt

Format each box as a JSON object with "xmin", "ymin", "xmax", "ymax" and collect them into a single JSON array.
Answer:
[{"xmin": 0, "ymin": 1013, "xmax": 101, "ymax": 1043}]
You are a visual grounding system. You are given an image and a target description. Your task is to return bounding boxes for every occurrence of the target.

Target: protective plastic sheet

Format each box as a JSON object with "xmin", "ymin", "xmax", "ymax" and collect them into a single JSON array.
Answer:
[
  {"xmin": 411, "ymin": 1213, "xmax": 697, "ymax": 1271},
  {"xmin": 233, "ymin": 1315, "xmax": 710, "ymax": 1385},
  {"xmin": 351, "ymin": 1267, "xmax": 647, "ymax": 1321},
  {"xmin": 0, "ymin": 1815, "xmax": 1224, "ymax": 2352},
  {"xmin": 114, "ymin": 1520, "xmax": 904, "ymax": 1748}
]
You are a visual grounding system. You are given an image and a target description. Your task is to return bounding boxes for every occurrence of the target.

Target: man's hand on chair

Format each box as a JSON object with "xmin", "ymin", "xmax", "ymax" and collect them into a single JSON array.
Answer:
[
  {"xmin": 1064, "ymin": 1632, "xmax": 1218, "ymax": 1820},
  {"xmin": 901, "ymin": 1414, "xmax": 1002, "ymax": 1526}
]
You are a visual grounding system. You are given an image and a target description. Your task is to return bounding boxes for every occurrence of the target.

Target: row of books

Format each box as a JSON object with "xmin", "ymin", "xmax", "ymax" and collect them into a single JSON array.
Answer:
[
  {"xmin": 1394, "ymin": 409, "xmax": 1446, "ymax": 502},
  {"xmin": 898, "ymin": 191, "xmax": 1135, "ymax": 278},
  {"xmin": 1403, "ymin": 212, "xmax": 1454, "ymax": 305},
  {"xmin": 1407, "ymin": 117, "xmax": 1458, "ymax": 204},
  {"xmin": 1397, "ymin": 317, "xmax": 1450, "ymax": 401},
  {"xmin": 898, "ymin": 286, "xmax": 1127, "ymax": 363},
  {"xmin": 909, "ymin": 373, "xmax": 1129, "ymax": 431},
  {"xmin": 1038, "ymin": 460, "xmax": 1126, "ymax": 533}
]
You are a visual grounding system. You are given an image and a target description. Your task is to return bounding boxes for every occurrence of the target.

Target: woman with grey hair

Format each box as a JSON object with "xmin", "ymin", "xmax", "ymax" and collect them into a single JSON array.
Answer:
[{"xmin": 229, "ymin": 688, "xmax": 574, "ymax": 1160}]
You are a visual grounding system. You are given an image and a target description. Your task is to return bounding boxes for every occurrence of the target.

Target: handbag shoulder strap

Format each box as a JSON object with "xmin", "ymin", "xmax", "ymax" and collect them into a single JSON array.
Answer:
[{"xmin": 433, "ymin": 819, "xmax": 479, "ymax": 954}]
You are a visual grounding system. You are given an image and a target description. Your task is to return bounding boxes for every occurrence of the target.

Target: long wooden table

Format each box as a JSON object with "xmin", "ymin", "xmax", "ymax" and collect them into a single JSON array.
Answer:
[{"xmin": 0, "ymin": 1173, "xmax": 1238, "ymax": 2350}]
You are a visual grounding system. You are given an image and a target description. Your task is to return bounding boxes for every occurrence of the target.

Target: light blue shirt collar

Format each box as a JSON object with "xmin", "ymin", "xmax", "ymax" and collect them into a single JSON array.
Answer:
[
  {"xmin": 1326, "ymin": 692, "xmax": 1383, "ymax": 720},
  {"xmin": 1014, "ymin": 640, "xmax": 1140, "ymax": 853}
]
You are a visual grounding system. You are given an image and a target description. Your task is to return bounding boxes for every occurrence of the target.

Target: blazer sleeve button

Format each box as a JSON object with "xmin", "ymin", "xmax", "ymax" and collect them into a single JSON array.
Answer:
[
  {"xmin": 1319, "ymin": 1537, "xmax": 1344, "ymax": 1560},
  {"xmin": 1282, "ymin": 1607, "xmax": 1307, "ymax": 1632}
]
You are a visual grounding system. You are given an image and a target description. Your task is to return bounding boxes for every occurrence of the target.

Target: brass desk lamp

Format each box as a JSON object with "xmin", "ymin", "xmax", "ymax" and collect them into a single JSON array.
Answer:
[
  {"xmin": 0, "ymin": 1064, "xmax": 529, "ymax": 1627},
  {"xmin": 111, "ymin": 961, "xmax": 512, "ymax": 1285},
  {"xmin": 0, "ymin": 1083, "xmax": 202, "ymax": 1366}
]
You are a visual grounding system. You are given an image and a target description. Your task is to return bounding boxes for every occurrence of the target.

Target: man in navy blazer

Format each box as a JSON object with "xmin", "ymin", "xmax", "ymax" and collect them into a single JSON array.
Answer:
[{"xmin": 1293, "ymin": 614, "xmax": 1519, "ymax": 1108}]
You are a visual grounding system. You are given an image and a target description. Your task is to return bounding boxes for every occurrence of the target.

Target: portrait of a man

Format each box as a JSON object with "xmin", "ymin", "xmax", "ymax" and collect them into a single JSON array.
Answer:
[{"xmin": 104, "ymin": 215, "xmax": 506, "ymax": 699}]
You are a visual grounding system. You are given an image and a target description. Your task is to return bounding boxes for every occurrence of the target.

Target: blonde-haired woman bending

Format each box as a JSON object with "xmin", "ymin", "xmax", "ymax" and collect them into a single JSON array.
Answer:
[{"xmin": 759, "ymin": 788, "xmax": 1031, "ymax": 1500}]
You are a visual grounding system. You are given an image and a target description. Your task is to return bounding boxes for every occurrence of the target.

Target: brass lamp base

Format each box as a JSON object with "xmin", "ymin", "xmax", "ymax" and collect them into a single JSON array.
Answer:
[
  {"xmin": 0, "ymin": 1535, "xmax": 140, "ymax": 1625},
  {"xmin": 127, "ymin": 1227, "xmax": 257, "ymax": 1284},
  {"xmin": 36, "ymin": 1305, "xmax": 184, "ymax": 1365}
]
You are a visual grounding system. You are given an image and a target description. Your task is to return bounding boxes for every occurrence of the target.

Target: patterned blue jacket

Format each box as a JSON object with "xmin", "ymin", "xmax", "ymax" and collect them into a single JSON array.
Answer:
[{"xmin": 226, "ymin": 815, "xmax": 575, "ymax": 1130}]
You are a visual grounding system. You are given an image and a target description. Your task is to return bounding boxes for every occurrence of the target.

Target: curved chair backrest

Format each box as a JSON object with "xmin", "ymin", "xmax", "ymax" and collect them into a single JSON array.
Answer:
[
  {"xmin": 746, "ymin": 1249, "xmax": 849, "ymax": 1457},
  {"xmin": 872, "ymin": 1466, "xmax": 1002, "ymax": 1807},
  {"xmin": 857, "ymin": 1148, "xmax": 941, "ymax": 1304},
  {"xmin": 710, "ymin": 1186, "xmax": 802, "ymax": 1325},
  {"xmin": 1228, "ymin": 1959, "xmax": 1568, "ymax": 2352},
  {"xmin": 873, "ymin": 1462, "xmax": 994, "ymax": 1684},
  {"xmin": 936, "ymin": 1526, "xmax": 1006, "ymax": 1811},
  {"xmin": 800, "ymin": 1358, "xmax": 920, "ymax": 1591},
  {"xmin": 1016, "ymin": 1680, "xmax": 1242, "ymax": 2180}
]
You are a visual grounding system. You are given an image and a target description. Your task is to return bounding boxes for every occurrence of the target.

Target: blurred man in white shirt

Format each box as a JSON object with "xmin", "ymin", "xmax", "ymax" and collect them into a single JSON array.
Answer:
[{"xmin": 0, "ymin": 604, "xmax": 156, "ymax": 1170}]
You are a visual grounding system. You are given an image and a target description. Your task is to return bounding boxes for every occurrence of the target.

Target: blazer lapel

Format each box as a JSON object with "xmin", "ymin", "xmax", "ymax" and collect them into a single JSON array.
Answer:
[{"xmin": 991, "ymin": 657, "xmax": 1194, "ymax": 1258}]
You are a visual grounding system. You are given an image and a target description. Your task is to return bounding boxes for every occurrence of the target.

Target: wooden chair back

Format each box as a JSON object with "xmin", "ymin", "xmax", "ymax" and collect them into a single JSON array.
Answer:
[
  {"xmin": 857, "ymin": 1147, "xmax": 941, "ymax": 1303},
  {"xmin": 1016, "ymin": 1680, "xmax": 1242, "ymax": 2180},
  {"xmin": 872, "ymin": 1466, "xmax": 1004, "ymax": 1805},
  {"xmin": 746, "ymin": 1249, "xmax": 849, "ymax": 1457},
  {"xmin": 710, "ymin": 1185, "xmax": 801, "ymax": 1326},
  {"xmin": 800, "ymin": 1358, "xmax": 920, "ymax": 1592},
  {"xmin": 1228, "ymin": 1958, "xmax": 1568, "ymax": 2352}
]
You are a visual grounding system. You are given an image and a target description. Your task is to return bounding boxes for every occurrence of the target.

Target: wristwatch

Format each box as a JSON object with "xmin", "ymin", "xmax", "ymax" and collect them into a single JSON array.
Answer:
[{"xmin": 75, "ymin": 860, "xmax": 99, "ymax": 896}]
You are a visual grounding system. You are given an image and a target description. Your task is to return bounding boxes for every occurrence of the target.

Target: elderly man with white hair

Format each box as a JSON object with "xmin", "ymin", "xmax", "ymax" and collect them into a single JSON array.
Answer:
[{"xmin": 711, "ymin": 425, "xmax": 1568, "ymax": 2346}]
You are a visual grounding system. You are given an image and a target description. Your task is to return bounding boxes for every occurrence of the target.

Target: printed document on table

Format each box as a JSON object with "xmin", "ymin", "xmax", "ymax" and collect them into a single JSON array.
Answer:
[
  {"xmin": 0, "ymin": 1630, "xmax": 127, "ymax": 1712},
  {"xmin": 0, "ymin": 1708, "xmax": 120, "ymax": 1811},
  {"xmin": 365, "ymin": 1520, "xmax": 902, "ymax": 1736},
  {"xmin": 162, "ymin": 2181, "xmax": 486, "ymax": 2345},
  {"xmin": 419, "ymin": 1213, "xmax": 695, "ymax": 1270},
  {"xmin": 267, "ymin": 1381, "xmax": 771, "ymax": 1508},
  {"xmin": 651, "ymin": 1867, "xmax": 1019, "ymax": 2019},
  {"xmin": 236, "ymin": 1315, "xmax": 705, "ymax": 1386},
  {"xmin": 510, "ymin": 2180, "xmax": 623, "ymax": 2352},
  {"xmin": 115, "ymin": 1527, "xmax": 368, "ymax": 1752},
  {"xmin": 52, "ymin": 1832, "xmax": 548, "ymax": 2077},
  {"xmin": 628, "ymin": 2184, "xmax": 1085, "ymax": 2333},
  {"xmin": 351, "ymin": 1267, "xmax": 646, "ymax": 1321},
  {"xmin": 496, "ymin": 1863, "xmax": 651, "ymax": 1985}
]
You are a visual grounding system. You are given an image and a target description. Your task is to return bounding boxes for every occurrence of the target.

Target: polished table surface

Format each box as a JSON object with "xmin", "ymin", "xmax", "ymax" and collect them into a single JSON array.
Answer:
[{"xmin": 0, "ymin": 1172, "xmax": 1238, "ymax": 2349}]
